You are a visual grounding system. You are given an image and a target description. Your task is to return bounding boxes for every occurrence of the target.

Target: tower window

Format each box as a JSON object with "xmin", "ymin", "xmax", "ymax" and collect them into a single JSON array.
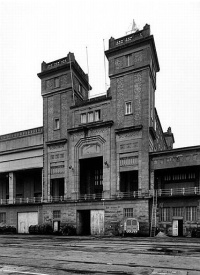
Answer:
[
  {"xmin": 81, "ymin": 113, "xmax": 87, "ymax": 124},
  {"xmin": 54, "ymin": 118, "xmax": 60, "ymax": 130},
  {"xmin": 94, "ymin": 110, "xmax": 101, "ymax": 121},
  {"xmin": 125, "ymin": 102, "xmax": 132, "ymax": 115},
  {"xmin": 125, "ymin": 54, "xmax": 131, "ymax": 67},
  {"xmin": 55, "ymin": 77, "xmax": 60, "ymax": 88},
  {"xmin": 88, "ymin": 112, "xmax": 94, "ymax": 123}
]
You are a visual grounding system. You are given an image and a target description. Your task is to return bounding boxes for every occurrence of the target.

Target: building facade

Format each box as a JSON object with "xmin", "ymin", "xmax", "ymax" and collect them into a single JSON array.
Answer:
[{"xmin": 0, "ymin": 24, "xmax": 200, "ymax": 236}]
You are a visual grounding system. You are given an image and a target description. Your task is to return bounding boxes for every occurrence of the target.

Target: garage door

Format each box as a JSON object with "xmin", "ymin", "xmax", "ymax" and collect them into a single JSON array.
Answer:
[{"xmin": 18, "ymin": 212, "xmax": 38, "ymax": 233}]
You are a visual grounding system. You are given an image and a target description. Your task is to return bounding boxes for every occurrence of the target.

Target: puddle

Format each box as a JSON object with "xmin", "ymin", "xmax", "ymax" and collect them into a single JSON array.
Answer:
[{"xmin": 148, "ymin": 248, "xmax": 183, "ymax": 255}]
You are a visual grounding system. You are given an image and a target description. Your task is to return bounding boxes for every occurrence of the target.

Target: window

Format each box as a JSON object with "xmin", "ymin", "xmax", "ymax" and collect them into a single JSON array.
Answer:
[
  {"xmin": 124, "ymin": 208, "xmax": 133, "ymax": 218},
  {"xmin": 0, "ymin": 212, "xmax": 6, "ymax": 223},
  {"xmin": 54, "ymin": 118, "xmax": 60, "ymax": 130},
  {"xmin": 81, "ymin": 110, "xmax": 101, "ymax": 124},
  {"xmin": 125, "ymin": 102, "xmax": 132, "ymax": 115},
  {"xmin": 88, "ymin": 112, "xmax": 94, "ymax": 123},
  {"xmin": 78, "ymin": 84, "xmax": 82, "ymax": 93},
  {"xmin": 53, "ymin": 210, "xmax": 61, "ymax": 219},
  {"xmin": 94, "ymin": 110, "xmax": 101, "ymax": 121},
  {"xmin": 81, "ymin": 113, "xmax": 87, "ymax": 124},
  {"xmin": 172, "ymin": 207, "xmax": 183, "ymax": 217},
  {"xmin": 160, "ymin": 207, "xmax": 171, "ymax": 222},
  {"xmin": 55, "ymin": 77, "xmax": 60, "ymax": 88},
  {"xmin": 186, "ymin": 207, "xmax": 197, "ymax": 221},
  {"xmin": 125, "ymin": 54, "xmax": 131, "ymax": 66},
  {"xmin": 94, "ymin": 169, "xmax": 103, "ymax": 186}
]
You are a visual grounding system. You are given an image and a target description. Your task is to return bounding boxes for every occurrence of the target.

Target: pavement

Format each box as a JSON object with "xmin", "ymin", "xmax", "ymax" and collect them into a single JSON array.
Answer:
[{"xmin": 0, "ymin": 235, "xmax": 199, "ymax": 275}]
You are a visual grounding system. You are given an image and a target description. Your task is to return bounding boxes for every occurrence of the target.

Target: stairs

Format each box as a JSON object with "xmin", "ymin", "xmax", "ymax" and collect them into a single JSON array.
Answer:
[{"xmin": 150, "ymin": 190, "xmax": 157, "ymax": 237}]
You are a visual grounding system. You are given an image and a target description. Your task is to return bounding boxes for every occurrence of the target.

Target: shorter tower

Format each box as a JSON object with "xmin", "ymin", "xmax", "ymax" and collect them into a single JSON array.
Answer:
[{"xmin": 37, "ymin": 53, "xmax": 90, "ymax": 200}]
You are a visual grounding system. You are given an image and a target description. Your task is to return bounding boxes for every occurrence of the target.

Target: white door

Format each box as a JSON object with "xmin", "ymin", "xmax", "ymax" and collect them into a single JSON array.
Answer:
[
  {"xmin": 90, "ymin": 210, "xmax": 104, "ymax": 235},
  {"xmin": 172, "ymin": 220, "xmax": 178, "ymax": 236},
  {"xmin": 18, "ymin": 212, "xmax": 38, "ymax": 233}
]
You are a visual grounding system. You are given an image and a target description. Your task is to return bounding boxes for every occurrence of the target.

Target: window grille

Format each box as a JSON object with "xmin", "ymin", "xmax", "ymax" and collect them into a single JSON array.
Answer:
[
  {"xmin": 172, "ymin": 207, "xmax": 183, "ymax": 217},
  {"xmin": 53, "ymin": 210, "xmax": 61, "ymax": 219},
  {"xmin": 160, "ymin": 208, "xmax": 171, "ymax": 222},
  {"xmin": 124, "ymin": 208, "xmax": 133, "ymax": 218},
  {"xmin": 185, "ymin": 207, "xmax": 197, "ymax": 221},
  {"xmin": 94, "ymin": 169, "xmax": 103, "ymax": 186}
]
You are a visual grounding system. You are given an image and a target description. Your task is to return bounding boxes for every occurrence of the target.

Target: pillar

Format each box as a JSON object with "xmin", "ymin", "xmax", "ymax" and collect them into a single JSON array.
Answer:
[{"xmin": 9, "ymin": 172, "xmax": 16, "ymax": 204}]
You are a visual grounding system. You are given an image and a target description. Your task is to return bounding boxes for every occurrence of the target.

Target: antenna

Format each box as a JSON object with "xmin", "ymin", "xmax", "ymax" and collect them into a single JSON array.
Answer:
[
  {"xmin": 103, "ymin": 39, "xmax": 107, "ymax": 96},
  {"xmin": 86, "ymin": 46, "xmax": 90, "ymax": 98},
  {"xmin": 69, "ymin": 52, "xmax": 75, "ymax": 105}
]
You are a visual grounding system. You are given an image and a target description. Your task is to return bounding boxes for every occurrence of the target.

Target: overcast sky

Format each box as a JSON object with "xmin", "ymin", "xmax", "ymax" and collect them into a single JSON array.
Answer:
[{"xmin": 0, "ymin": 0, "xmax": 200, "ymax": 149}]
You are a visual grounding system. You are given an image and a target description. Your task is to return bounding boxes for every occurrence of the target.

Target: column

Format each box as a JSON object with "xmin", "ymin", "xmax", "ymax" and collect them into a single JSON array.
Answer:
[{"xmin": 9, "ymin": 172, "xmax": 16, "ymax": 204}]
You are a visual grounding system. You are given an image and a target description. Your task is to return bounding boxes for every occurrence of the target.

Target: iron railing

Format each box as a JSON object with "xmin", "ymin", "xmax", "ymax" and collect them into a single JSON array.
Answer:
[
  {"xmin": 156, "ymin": 186, "xmax": 200, "ymax": 197},
  {"xmin": 0, "ymin": 187, "xmax": 199, "ymax": 205}
]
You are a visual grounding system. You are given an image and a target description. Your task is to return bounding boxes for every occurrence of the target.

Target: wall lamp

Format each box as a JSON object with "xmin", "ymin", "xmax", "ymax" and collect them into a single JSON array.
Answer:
[
  {"xmin": 69, "ymin": 165, "xmax": 74, "ymax": 171},
  {"xmin": 104, "ymin": 161, "xmax": 109, "ymax": 168}
]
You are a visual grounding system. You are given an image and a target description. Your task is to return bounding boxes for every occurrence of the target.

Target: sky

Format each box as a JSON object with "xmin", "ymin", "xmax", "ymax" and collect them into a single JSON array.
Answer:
[{"xmin": 0, "ymin": 0, "xmax": 200, "ymax": 149}]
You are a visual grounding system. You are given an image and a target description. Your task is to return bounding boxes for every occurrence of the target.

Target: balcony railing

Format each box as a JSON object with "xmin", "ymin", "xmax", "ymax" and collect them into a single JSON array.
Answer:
[
  {"xmin": 156, "ymin": 187, "xmax": 200, "ymax": 197},
  {"xmin": 0, "ymin": 187, "xmax": 199, "ymax": 205},
  {"xmin": 0, "ymin": 197, "xmax": 43, "ymax": 205},
  {"xmin": 112, "ymin": 190, "xmax": 147, "ymax": 200}
]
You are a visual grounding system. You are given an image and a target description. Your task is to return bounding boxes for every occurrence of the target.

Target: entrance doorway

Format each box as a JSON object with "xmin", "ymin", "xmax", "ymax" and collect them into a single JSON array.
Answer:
[
  {"xmin": 77, "ymin": 210, "xmax": 90, "ymax": 235},
  {"xmin": 172, "ymin": 219, "xmax": 183, "ymax": 237},
  {"xmin": 80, "ymin": 157, "xmax": 103, "ymax": 197},
  {"xmin": 77, "ymin": 210, "xmax": 105, "ymax": 236}
]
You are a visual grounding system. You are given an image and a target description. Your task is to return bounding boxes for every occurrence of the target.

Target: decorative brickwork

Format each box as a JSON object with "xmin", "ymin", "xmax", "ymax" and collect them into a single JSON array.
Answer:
[
  {"xmin": 133, "ymin": 51, "xmax": 143, "ymax": 63},
  {"xmin": 115, "ymin": 57, "xmax": 123, "ymax": 70},
  {"xmin": 134, "ymin": 72, "xmax": 142, "ymax": 123},
  {"xmin": 46, "ymin": 79, "xmax": 54, "ymax": 90},
  {"xmin": 60, "ymin": 74, "xmax": 69, "ymax": 87},
  {"xmin": 116, "ymin": 77, "xmax": 124, "ymax": 127}
]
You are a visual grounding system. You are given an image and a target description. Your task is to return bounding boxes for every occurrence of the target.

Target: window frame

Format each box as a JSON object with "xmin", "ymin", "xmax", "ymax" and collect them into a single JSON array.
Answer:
[
  {"xmin": 53, "ymin": 210, "xmax": 61, "ymax": 219},
  {"xmin": 54, "ymin": 77, "xmax": 60, "ymax": 88},
  {"xmin": 124, "ymin": 208, "xmax": 133, "ymax": 218},
  {"xmin": 160, "ymin": 207, "xmax": 171, "ymax": 222},
  {"xmin": 185, "ymin": 206, "xmax": 197, "ymax": 221},
  {"xmin": 125, "ymin": 54, "xmax": 132, "ymax": 67},
  {"xmin": 80, "ymin": 109, "xmax": 101, "ymax": 124},
  {"xmin": 80, "ymin": 113, "xmax": 87, "ymax": 124},
  {"xmin": 54, "ymin": 118, "xmax": 60, "ymax": 130},
  {"xmin": 125, "ymin": 101, "xmax": 132, "ymax": 115}
]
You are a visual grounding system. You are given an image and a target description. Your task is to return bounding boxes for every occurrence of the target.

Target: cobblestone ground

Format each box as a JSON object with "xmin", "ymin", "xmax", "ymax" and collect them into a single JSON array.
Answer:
[{"xmin": 0, "ymin": 235, "xmax": 199, "ymax": 275}]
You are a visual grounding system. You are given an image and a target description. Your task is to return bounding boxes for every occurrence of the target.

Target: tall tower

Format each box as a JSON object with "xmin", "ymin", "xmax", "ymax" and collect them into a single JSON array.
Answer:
[
  {"xmin": 37, "ymin": 53, "xmax": 90, "ymax": 200},
  {"xmin": 105, "ymin": 24, "xmax": 160, "ymax": 193}
]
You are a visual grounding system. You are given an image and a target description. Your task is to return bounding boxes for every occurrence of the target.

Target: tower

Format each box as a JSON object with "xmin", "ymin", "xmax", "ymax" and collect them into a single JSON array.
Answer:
[
  {"xmin": 105, "ymin": 24, "xmax": 160, "ymax": 193},
  {"xmin": 37, "ymin": 53, "xmax": 90, "ymax": 200}
]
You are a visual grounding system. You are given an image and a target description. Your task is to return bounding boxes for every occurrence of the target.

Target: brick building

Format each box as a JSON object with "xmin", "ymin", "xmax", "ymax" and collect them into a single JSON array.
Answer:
[{"xmin": 0, "ymin": 24, "xmax": 200, "ymax": 237}]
